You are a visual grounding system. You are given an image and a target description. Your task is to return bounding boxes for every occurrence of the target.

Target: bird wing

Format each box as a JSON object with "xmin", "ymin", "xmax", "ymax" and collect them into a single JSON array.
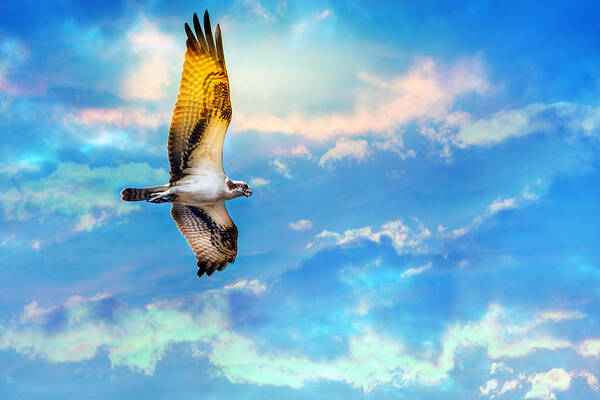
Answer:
[
  {"xmin": 171, "ymin": 202, "xmax": 238, "ymax": 277},
  {"xmin": 168, "ymin": 11, "xmax": 232, "ymax": 183}
]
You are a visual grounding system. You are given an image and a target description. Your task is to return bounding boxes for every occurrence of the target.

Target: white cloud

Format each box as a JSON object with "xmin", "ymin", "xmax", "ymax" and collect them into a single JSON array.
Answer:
[
  {"xmin": 0, "ymin": 160, "xmax": 40, "ymax": 177},
  {"xmin": 269, "ymin": 159, "xmax": 293, "ymax": 179},
  {"xmin": 289, "ymin": 144, "xmax": 312, "ymax": 157},
  {"xmin": 490, "ymin": 361, "xmax": 513, "ymax": 375},
  {"xmin": 120, "ymin": 19, "xmax": 182, "ymax": 101},
  {"xmin": 249, "ymin": 177, "xmax": 270, "ymax": 188},
  {"xmin": 292, "ymin": 9, "xmax": 333, "ymax": 36},
  {"xmin": 446, "ymin": 184, "xmax": 542, "ymax": 241},
  {"xmin": 1, "ymin": 298, "xmax": 594, "ymax": 394},
  {"xmin": 480, "ymin": 379, "xmax": 498, "ymax": 396},
  {"xmin": 210, "ymin": 304, "xmax": 582, "ymax": 392},
  {"xmin": 577, "ymin": 338, "xmax": 600, "ymax": 357},
  {"xmin": 0, "ymin": 162, "xmax": 168, "ymax": 228},
  {"xmin": 245, "ymin": 0, "xmax": 271, "ymax": 21},
  {"xmin": 70, "ymin": 107, "xmax": 171, "ymax": 130},
  {"xmin": 314, "ymin": 9, "xmax": 331, "ymax": 21},
  {"xmin": 525, "ymin": 368, "xmax": 571, "ymax": 400},
  {"xmin": 74, "ymin": 211, "xmax": 109, "ymax": 232},
  {"xmin": 223, "ymin": 279, "xmax": 267, "ymax": 296},
  {"xmin": 498, "ymin": 379, "xmax": 521, "ymax": 395},
  {"xmin": 236, "ymin": 57, "xmax": 488, "ymax": 140},
  {"xmin": 454, "ymin": 102, "xmax": 600, "ymax": 147},
  {"xmin": 536, "ymin": 310, "xmax": 586, "ymax": 323},
  {"xmin": 451, "ymin": 226, "xmax": 470, "ymax": 238},
  {"xmin": 310, "ymin": 218, "xmax": 431, "ymax": 254},
  {"xmin": 319, "ymin": 138, "xmax": 369, "ymax": 167},
  {"xmin": 1, "ymin": 233, "xmax": 15, "ymax": 246},
  {"xmin": 488, "ymin": 197, "xmax": 517, "ymax": 213},
  {"xmin": 272, "ymin": 144, "xmax": 314, "ymax": 160},
  {"xmin": 0, "ymin": 283, "xmax": 265, "ymax": 375},
  {"xmin": 289, "ymin": 219, "xmax": 313, "ymax": 232},
  {"xmin": 575, "ymin": 370, "xmax": 599, "ymax": 391},
  {"xmin": 401, "ymin": 262, "xmax": 432, "ymax": 278}
]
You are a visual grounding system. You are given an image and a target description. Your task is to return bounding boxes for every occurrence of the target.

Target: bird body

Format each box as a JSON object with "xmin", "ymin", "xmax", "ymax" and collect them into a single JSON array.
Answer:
[{"xmin": 121, "ymin": 11, "xmax": 251, "ymax": 277}]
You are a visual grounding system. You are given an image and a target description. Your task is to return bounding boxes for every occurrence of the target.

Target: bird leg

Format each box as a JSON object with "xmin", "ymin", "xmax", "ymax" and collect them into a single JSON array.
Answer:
[{"xmin": 147, "ymin": 192, "xmax": 177, "ymax": 203}]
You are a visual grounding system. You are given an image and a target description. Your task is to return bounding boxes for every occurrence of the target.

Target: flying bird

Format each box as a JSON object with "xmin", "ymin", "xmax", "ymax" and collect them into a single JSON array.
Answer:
[{"xmin": 121, "ymin": 11, "xmax": 252, "ymax": 278}]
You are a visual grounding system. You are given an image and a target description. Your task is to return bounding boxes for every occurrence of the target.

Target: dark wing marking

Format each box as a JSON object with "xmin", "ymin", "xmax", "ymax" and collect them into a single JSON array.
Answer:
[
  {"xmin": 168, "ymin": 11, "xmax": 232, "ymax": 183},
  {"xmin": 171, "ymin": 202, "xmax": 238, "ymax": 277}
]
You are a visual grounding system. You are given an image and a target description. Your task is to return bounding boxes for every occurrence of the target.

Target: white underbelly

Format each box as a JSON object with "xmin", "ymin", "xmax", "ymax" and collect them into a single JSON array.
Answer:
[{"xmin": 172, "ymin": 174, "xmax": 226, "ymax": 206}]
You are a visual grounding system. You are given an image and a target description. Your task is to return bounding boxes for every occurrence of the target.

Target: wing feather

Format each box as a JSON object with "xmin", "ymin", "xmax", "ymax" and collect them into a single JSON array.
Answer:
[
  {"xmin": 203, "ymin": 11, "xmax": 217, "ymax": 59},
  {"xmin": 168, "ymin": 11, "xmax": 231, "ymax": 183},
  {"xmin": 192, "ymin": 13, "xmax": 209, "ymax": 53},
  {"xmin": 171, "ymin": 203, "xmax": 238, "ymax": 277},
  {"xmin": 215, "ymin": 24, "xmax": 226, "ymax": 70}
]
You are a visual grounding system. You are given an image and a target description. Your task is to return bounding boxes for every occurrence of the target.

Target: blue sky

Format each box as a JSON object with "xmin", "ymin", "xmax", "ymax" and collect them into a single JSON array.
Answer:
[{"xmin": 1, "ymin": 0, "xmax": 600, "ymax": 398}]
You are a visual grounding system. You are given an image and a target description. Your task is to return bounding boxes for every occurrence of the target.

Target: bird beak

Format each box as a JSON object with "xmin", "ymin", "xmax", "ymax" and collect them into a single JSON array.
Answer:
[{"xmin": 243, "ymin": 187, "xmax": 252, "ymax": 197}]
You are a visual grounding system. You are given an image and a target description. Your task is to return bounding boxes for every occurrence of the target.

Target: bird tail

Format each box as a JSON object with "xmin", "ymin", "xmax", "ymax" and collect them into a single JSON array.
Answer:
[{"xmin": 121, "ymin": 185, "xmax": 168, "ymax": 202}]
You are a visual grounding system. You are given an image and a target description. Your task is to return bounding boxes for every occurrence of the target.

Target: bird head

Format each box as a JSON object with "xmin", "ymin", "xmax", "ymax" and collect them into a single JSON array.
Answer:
[{"xmin": 226, "ymin": 179, "xmax": 252, "ymax": 199}]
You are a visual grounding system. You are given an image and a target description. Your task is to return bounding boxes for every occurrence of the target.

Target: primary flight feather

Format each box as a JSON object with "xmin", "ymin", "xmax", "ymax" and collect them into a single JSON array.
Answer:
[{"xmin": 121, "ymin": 11, "xmax": 252, "ymax": 278}]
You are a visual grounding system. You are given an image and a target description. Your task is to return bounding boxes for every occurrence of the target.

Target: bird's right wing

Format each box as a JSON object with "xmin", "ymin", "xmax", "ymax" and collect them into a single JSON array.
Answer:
[
  {"xmin": 171, "ymin": 202, "xmax": 238, "ymax": 277},
  {"xmin": 167, "ymin": 11, "xmax": 232, "ymax": 183}
]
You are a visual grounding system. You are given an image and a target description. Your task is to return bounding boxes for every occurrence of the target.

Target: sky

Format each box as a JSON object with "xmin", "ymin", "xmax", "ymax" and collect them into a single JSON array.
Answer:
[{"xmin": 1, "ymin": 0, "xmax": 600, "ymax": 398}]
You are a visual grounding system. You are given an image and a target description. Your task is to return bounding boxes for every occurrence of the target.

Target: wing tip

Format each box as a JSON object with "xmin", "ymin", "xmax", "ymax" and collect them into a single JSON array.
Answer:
[
  {"xmin": 185, "ymin": 10, "xmax": 225, "ymax": 67},
  {"xmin": 196, "ymin": 259, "xmax": 232, "ymax": 278}
]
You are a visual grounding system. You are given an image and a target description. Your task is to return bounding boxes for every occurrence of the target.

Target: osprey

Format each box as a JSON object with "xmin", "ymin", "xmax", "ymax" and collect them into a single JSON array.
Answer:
[{"xmin": 121, "ymin": 11, "xmax": 252, "ymax": 278}]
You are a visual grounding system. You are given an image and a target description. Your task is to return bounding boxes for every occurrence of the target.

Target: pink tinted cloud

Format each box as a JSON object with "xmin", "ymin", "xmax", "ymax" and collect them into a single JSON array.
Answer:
[
  {"xmin": 234, "ymin": 57, "xmax": 488, "ymax": 140},
  {"xmin": 72, "ymin": 107, "xmax": 170, "ymax": 130}
]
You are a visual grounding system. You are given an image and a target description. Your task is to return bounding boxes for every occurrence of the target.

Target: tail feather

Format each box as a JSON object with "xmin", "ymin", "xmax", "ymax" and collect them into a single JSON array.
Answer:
[{"xmin": 121, "ymin": 185, "xmax": 167, "ymax": 202}]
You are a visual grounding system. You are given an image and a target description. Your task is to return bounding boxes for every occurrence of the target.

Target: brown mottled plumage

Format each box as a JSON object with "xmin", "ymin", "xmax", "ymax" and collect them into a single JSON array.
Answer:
[
  {"xmin": 169, "ymin": 11, "xmax": 232, "ymax": 183},
  {"xmin": 121, "ymin": 11, "xmax": 252, "ymax": 278}
]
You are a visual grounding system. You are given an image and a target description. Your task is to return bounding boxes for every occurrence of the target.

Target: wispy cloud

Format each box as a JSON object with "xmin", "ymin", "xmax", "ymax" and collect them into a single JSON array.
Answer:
[
  {"xmin": 289, "ymin": 219, "xmax": 313, "ymax": 232},
  {"xmin": 481, "ymin": 368, "xmax": 599, "ymax": 399},
  {"xmin": 292, "ymin": 9, "xmax": 333, "ymax": 36},
  {"xmin": 446, "ymin": 183, "xmax": 542, "ymax": 240},
  {"xmin": 223, "ymin": 279, "xmax": 267, "ymax": 295},
  {"xmin": 209, "ymin": 304, "xmax": 585, "ymax": 392},
  {"xmin": 70, "ymin": 107, "xmax": 171, "ymax": 130},
  {"xmin": 245, "ymin": 0, "xmax": 271, "ymax": 21},
  {"xmin": 0, "ymin": 37, "xmax": 29, "ymax": 95},
  {"xmin": 0, "ymin": 282, "xmax": 264, "ymax": 374},
  {"xmin": 487, "ymin": 197, "xmax": 517, "ymax": 213},
  {"xmin": 479, "ymin": 379, "xmax": 498, "ymax": 396},
  {"xmin": 319, "ymin": 138, "xmax": 369, "ymax": 167},
  {"xmin": 454, "ymin": 102, "xmax": 600, "ymax": 147},
  {"xmin": 309, "ymin": 218, "xmax": 431, "ymax": 254},
  {"xmin": 0, "ymin": 162, "xmax": 167, "ymax": 229},
  {"xmin": 0, "ymin": 160, "xmax": 40, "ymax": 177},
  {"xmin": 0, "ymin": 289, "xmax": 596, "ymax": 395},
  {"xmin": 269, "ymin": 159, "xmax": 293, "ymax": 179},
  {"xmin": 120, "ymin": 19, "xmax": 182, "ymax": 101},
  {"xmin": 577, "ymin": 338, "xmax": 600, "ymax": 357},
  {"xmin": 490, "ymin": 361, "xmax": 513, "ymax": 375},
  {"xmin": 401, "ymin": 261, "xmax": 432, "ymax": 278},
  {"xmin": 524, "ymin": 368, "xmax": 572, "ymax": 400},
  {"xmin": 249, "ymin": 177, "xmax": 270, "ymax": 188},
  {"xmin": 236, "ymin": 57, "xmax": 488, "ymax": 140},
  {"xmin": 273, "ymin": 144, "xmax": 313, "ymax": 159},
  {"xmin": 1, "ymin": 233, "xmax": 15, "ymax": 246}
]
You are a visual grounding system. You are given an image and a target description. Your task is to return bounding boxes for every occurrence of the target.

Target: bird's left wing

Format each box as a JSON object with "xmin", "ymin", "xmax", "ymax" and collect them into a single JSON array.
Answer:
[
  {"xmin": 171, "ymin": 202, "xmax": 238, "ymax": 277},
  {"xmin": 168, "ymin": 11, "xmax": 231, "ymax": 183}
]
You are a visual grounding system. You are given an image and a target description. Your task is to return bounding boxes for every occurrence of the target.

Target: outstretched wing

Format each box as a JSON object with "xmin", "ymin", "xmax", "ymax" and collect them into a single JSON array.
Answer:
[
  {"xmin": 168, "ymin": 11, "xmax": 232, "ymax": 183},
  {"xmin": 171, "ymin": 202, "xmax": 238, "ymax": 277}
]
